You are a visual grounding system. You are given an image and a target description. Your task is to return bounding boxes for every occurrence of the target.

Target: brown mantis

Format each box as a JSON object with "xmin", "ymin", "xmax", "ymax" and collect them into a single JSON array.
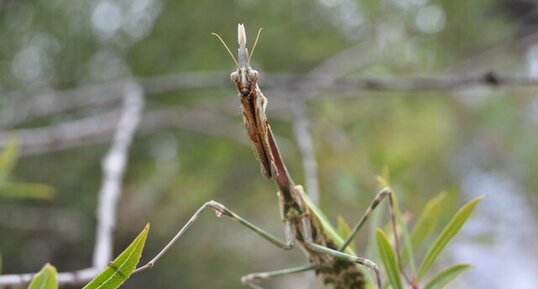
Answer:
[{"xmin": 135, "ymin": 24, "xmax": 404, "ymax": 289}]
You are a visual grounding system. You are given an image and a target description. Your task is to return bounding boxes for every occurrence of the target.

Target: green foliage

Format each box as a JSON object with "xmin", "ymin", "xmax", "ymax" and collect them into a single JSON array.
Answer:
[
  {"xmin": 0, "ymin": 136, "xmax": 55, "ymax": 200},
  {"xmin": 336, "ymin": 215, "xmax": 356, "ymax": 252},
  {"xmin": 83, "ymin": 224, "xmax": 150, "ymax": 289},
  {"xmin": 417, "ymin": 196, "xmax": 484, "ymax": 279},
  {"xmin": 393, "ymin": 194, "xmax": 417, "ymax": 274},
  {"xmin": 372, "ymin": 182, "xmax": 482, "ymax": 289},
  {"xmin": 297, "ymin": 186, "xmax": 355, "ymax": 255},
  {"xmin": 398, "ymin": 191, "xmax": 448, "ymax": 272},
  {"xmin": 0, "ymin": 136, "xmax": 18, "ymax": 180},
  {"xmin": 0, "ymin": 182, "xmax": 55, "ymax": 199},
  {"xmin": 411, "ymin": 192, "xmax": 447, "ymax": 250},
  {"xmin": 27, "ymin": 263, "xmax": 58, "ymax": 289},
  {"xmin": 376, "ymin": 229, "xmax": 402, "ymax": 289},
  {"xmin": 423, "ymin": 264, "xmax": 471, "ymax": 289}
]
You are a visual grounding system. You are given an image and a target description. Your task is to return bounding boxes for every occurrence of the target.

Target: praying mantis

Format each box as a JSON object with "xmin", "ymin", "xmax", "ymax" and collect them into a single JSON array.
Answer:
[{"xmin": 135, "ymin": 24, "xmax": 404, "ymax": 289}]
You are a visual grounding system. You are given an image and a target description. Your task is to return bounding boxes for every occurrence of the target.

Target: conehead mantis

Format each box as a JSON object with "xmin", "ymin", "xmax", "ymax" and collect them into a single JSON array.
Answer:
[
  {"xmin": 212, "ymin": 24, "xmax": 276, "ymax": 179},
  {"xmin": 134, "ymin": 24, "xmax": 407, "ymax": 289}
]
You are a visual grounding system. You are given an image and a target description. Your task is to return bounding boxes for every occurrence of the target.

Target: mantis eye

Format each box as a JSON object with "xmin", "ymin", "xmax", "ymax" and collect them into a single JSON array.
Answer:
[
  {"xmin": 250, "ymin": 70, "xmax": 258, "ymax": 81},
  {"xmin": 230, "ymin": 71, "xmax": 240, "ymax": 83}
]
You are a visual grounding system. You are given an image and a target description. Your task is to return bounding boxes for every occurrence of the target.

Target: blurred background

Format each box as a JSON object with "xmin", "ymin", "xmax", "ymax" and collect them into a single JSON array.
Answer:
[{"xmin": 1, "ymin": 0, "xmax": 538, "ymax": 288}]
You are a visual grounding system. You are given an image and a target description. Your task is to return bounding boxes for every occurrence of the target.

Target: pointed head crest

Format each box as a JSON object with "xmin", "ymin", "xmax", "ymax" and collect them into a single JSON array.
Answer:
[
  {"xmin": 238, "ymin": 23, "xmax": 247, "ymax": 50},
  {"xmin": 212, "ymin": 24, "xmax": 263, "ymax": 67}
]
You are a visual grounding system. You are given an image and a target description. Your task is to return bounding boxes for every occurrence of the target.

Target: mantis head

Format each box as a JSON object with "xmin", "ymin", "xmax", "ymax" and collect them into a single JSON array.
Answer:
[{"xmin": 212, "ymin": 24, "xmax": 262, "ymax": 97}]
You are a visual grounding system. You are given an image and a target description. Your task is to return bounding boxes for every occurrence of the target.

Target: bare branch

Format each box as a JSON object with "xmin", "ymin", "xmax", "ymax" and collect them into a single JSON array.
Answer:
[
  {"xmin": 0, "ymin": 82, "xmax": 145, "ymax": 287},
  {"xmin": 0, "ymin": 110, "xmax": 122, "ymax": 155},
  {"xmin": 291, "ymin": 99, "xmax": 320, "ymax": 203},
  {"xmin": 3, "ymin": 71, "xmax": 538, "ymax": 128},
  {"xmin": 93, "ymin": 82, "xmax": 144, "ymax": 268},
  {"xmin": 0, "ymin": 105, "xmax": 243, "ymax": 156}
]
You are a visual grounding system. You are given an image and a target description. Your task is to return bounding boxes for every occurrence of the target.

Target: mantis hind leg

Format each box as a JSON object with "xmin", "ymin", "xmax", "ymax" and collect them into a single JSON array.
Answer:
[
  {"xmin": 241, "ymin": 265, "xmax": 316, "ymax": 289},
  {"xmin": 134, "ymin": 200, "xmax": 296, "ymax": 273}
]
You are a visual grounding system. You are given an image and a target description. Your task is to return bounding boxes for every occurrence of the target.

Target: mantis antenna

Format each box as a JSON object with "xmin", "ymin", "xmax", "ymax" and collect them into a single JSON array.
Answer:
[
  {"xmin": 211, "ymin": 32, "xmax": 239, "ymax": 66},
  {"xmin": 248, "ymin": 28, "xmax": 263, "ymax": 64}
]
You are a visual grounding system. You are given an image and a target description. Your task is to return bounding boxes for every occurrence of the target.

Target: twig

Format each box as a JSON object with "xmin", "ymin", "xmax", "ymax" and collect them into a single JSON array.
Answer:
[
  {"xmin": 3, "ymin": 71, "xmax": 538, "ymax": 128},
  {"xmin": 0, "ymin": 106, "xmax": 244, "ymax": 156},
  {"xmin": 0, "ymin": 101, "xmax": 303, "ymax": 158},
  {"xmin": 0, "ymin": 82, "xmax": 145, "ymax": 288},
  {"xmin": 0, "ymin": 110, "xmax": 122, "ymax": 155}
]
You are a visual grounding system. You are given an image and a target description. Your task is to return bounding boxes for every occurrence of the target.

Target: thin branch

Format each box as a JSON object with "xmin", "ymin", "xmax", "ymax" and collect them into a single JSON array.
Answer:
[
  {"xmin": 0, "ymin": 110, "xmax": 122, "ymax": 155},
  {"xmin": 324, "ymin": 72, "xmax": 537, "ymax": 92},
  {"xmin": 0, "ymin": 80, "xmax": 129, "ymax": 128},
  {"xmin": 0, "ymin": 100, "xmax": 300, "ymax": 158},
  {"xmin": 0, "ymin": 106, "xmax": 244, "ymax": 156},
  {"xmin": 3, "ymin": 71, "xmax": 538, "ymax": 128},
  {"xmin": 0, "ymin": 82, "xmax": 145, "ymax": 287}
]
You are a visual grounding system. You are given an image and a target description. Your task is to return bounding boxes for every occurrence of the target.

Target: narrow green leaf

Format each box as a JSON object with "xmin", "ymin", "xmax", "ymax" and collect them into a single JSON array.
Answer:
[
  {"xmin": 376, "ymin": 229, "xmax": 402, "ymax": 289},
  {"xmin": 297, "ymin": 186, "xmax": 354, "ymax": 254},
  {"xmin": 0, "ymin": 182, "xmax": 56, "ymax": 200},
  {"xmin": 411, "ymin": 192, "xmax": 447, "ymax": 250},
  {"xmin": 336, "ymin": 215, "xmax": 356, "ymax": 252},
  {"xmin": 424, "ymin": 264, "xmax": 471, "ymax": 289},
  {"xmin": 0, "ymin": 136, "xmax": 19, "ymax": 181},
  {"xmin": 375, "ymin": 175, "xmax": 390, "ymax": 188},
  {"xmin": 83, "ymin": 224, "xmax": 150, "ymax": 289},
  {"xmin": 417, "ymin": 196, "xmax": 484, "ymax": 279},
  {"xmin": 392, "ymin": 193, "xmax": 416, "ymax": 274},
  {"xmin": 27, "ymin": 263, "xmax": 58, "ymax": 289}
]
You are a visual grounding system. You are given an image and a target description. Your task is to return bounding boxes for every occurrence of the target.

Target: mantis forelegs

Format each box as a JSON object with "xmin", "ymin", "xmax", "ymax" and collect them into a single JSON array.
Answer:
[
  {"xmin": 241, "ymin": 265, "xmax": 316, "ymax": 289},
  {"xmin": 134, "ymin": 200, "xmax": 296, "ymax": 273}
]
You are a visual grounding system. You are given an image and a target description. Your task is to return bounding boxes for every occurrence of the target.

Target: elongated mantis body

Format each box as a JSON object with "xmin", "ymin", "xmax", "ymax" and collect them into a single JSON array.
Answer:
[{"xmin": 135, "ymin": 24, "xmax": 403, "ymax": 289}]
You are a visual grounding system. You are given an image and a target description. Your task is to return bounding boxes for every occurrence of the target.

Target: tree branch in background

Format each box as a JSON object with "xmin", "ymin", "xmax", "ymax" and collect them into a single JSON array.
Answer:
[
  {"xmin": 0, "ymin": 82, "xmax": 145, "ymax": 287},
  {"xmin": 288, "ymin": 42, "xmax": 379, "ymax": 204},
  {"xmin": 291, "ymin": 99, "xmax": 320, "ymax": 203},
  {"xmin": 2, "ymin": 71, "xmax": 538, "ymax": 128},
  {"xmin": 0, "ymin": 106, "xmax": 244, "ymax": 156},
  {"xmin": 93, "ymin": 83, "xmax": 144, "ymax": 269}
]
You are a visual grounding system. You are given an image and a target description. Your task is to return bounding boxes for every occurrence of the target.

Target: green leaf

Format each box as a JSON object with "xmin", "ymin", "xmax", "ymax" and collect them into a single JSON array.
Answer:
[
  {"xmin": 424, "ymin": 264, "xmax": 471, "ymax": 289},
  {"xmin": 375, "ymin": 175, "xmax": 390, "ymax": 188},
  {"xmin": 0, "ymin": 136, "xmax": 19, "ymax": 181},
  {"xmin": 411, "ymin": 192, "xmax": 447, "ymax": 250},
  {"xmin": 27, "ymin": 263, "xmax": 58, "ymax": 289},
  {"xmin": 296, "ymin": 186, "xmax": 354, "ymax": 254},
  {"xmin": 392, "ymin": 193, "xmax": 416, "ymax": 274},
  {"xmin": 376, "ymin": 229, "xmax": 402, "ymax": 289},
  {"xmin": 336, "ymin": 215, "xmax": 356, "ymax": 252},
  {"xmin": 83, "ymin": 224, "xmax": 150, "ymax": 289},
  {"xmin": 0, "ymin": 182, "xmax": 56, "ymax": 200},
  {"xmin": 417, "ymin": 196, "xmax": 484, "ymax": 279}
]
